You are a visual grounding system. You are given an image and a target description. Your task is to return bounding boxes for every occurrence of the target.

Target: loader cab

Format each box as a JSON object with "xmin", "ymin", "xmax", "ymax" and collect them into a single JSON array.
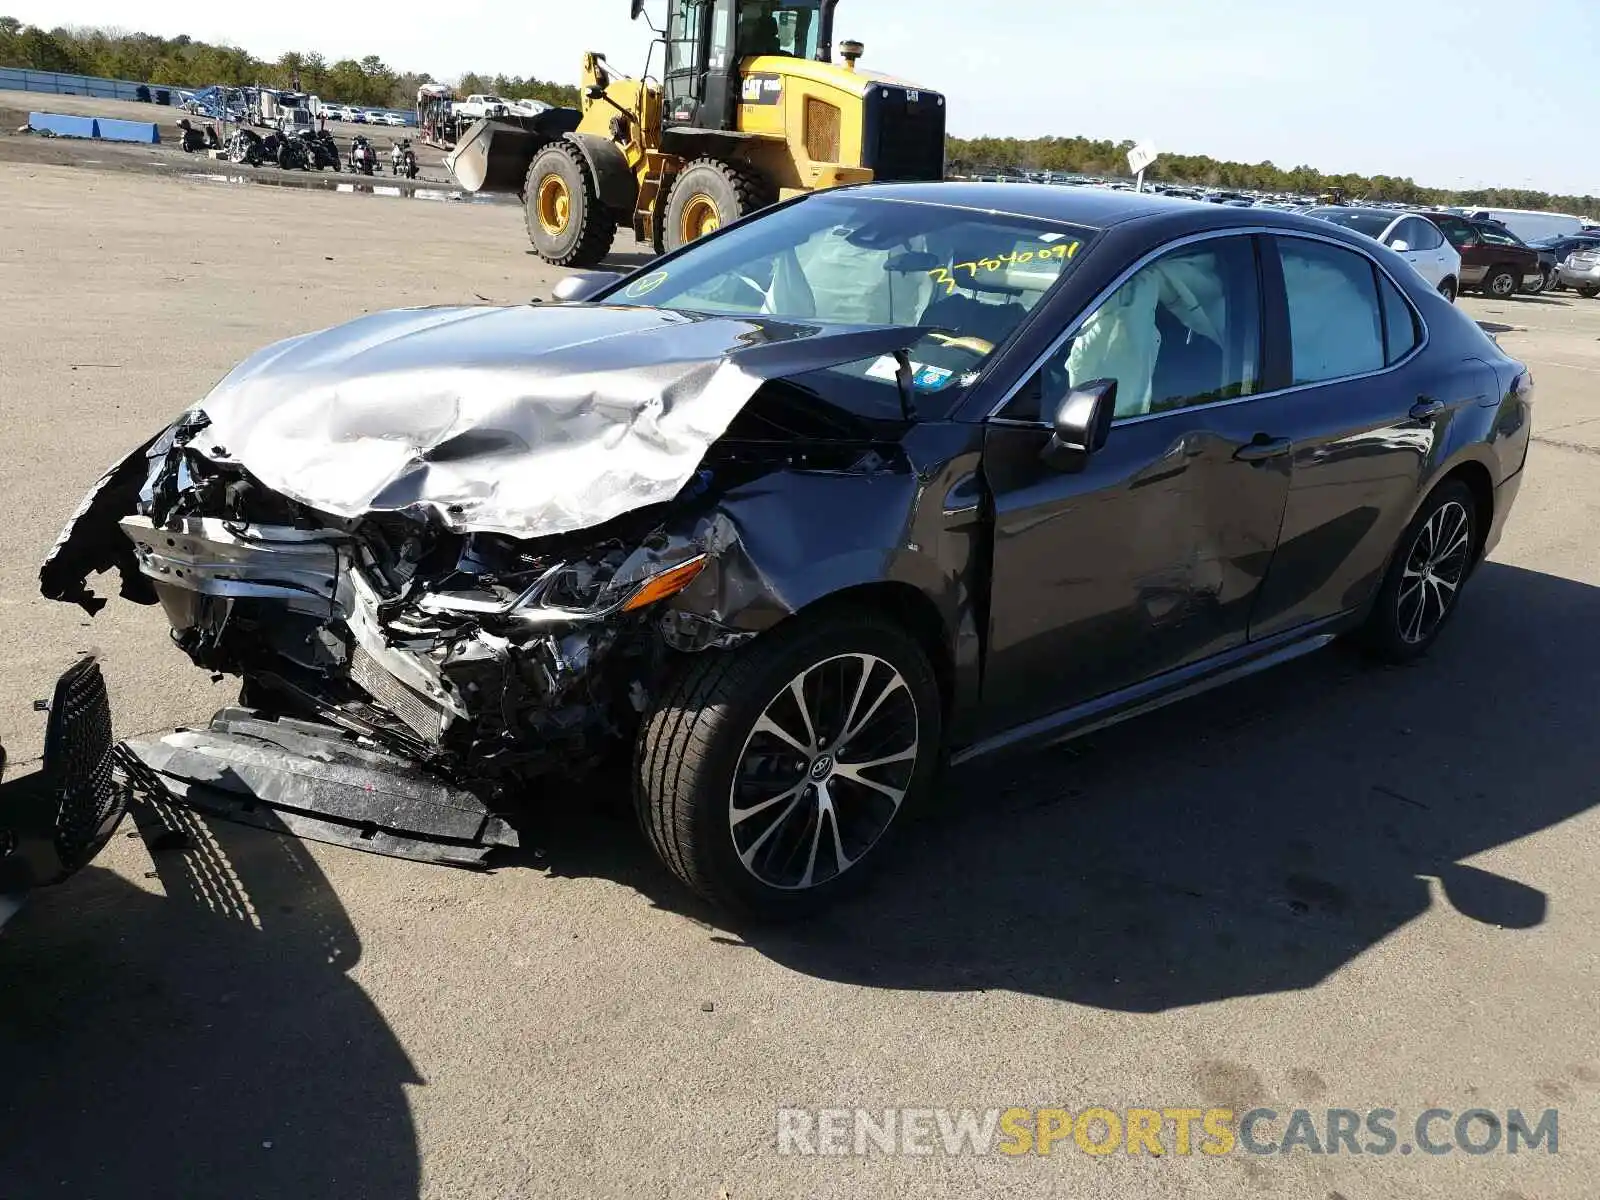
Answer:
[{"xmin": 659, "ymin": 0, "xmax": 837, "ymax": 130}]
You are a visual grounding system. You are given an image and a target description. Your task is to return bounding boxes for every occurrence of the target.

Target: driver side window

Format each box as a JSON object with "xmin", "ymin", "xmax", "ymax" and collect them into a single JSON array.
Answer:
[{"xmin": 1010, "ymin": 235, "xmax": 1262, "ymax": 422}]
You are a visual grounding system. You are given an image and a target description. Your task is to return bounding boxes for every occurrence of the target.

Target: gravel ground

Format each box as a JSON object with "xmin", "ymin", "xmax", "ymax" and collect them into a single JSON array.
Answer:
[{"xmin": 0, "ymin": 159, "xmax": 1596, "ymax": 1200}]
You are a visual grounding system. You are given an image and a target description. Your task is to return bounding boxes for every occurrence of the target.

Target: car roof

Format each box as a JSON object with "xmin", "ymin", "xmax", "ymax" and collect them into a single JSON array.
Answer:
[
  {"xmin": 849, "ymin": 181, "xmax": 1319, "ymax": 232},
  {"xmin": 1309, "ymin": 206, "xmax": 1399, "ymax": 219}
]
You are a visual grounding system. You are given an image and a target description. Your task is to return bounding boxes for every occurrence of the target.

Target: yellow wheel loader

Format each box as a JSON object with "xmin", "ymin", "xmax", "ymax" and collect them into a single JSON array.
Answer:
[{"xmin": 445, "ymin": 0, "xmax": 947, "ymax": 267}]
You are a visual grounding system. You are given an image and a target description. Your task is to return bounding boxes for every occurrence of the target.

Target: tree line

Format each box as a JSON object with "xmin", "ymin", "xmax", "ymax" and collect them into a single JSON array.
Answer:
[
  {"xmin": 947, "ymin": 134, "xmax": 1600, "ymax": 220},
  {"xmin": 0, "ymin": 18, "xmax": 579, "ymax": 110},
  {"xmin": 3, "ymin": 19, "xmax": 1593, "ymax": 216}
]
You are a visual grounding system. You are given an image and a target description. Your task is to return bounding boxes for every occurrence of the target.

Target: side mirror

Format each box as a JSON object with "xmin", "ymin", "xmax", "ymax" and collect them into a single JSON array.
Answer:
[
  {"xmin": 551, "ymin": 270, "xmax": 622, "ymax": 303},
  {"xmin": 1042, "ymin": 378, "xmax": 1116, "ymax": 470},
  {"xmin": 1388, "ymin": 238, "xmax": 1410, "ymax": 253},
  {"xmin": 630, "ymin": 0, "xmax": 645, "ymax": 17},
  {"xmin": 584, "ymin": 84, "xmax": 606, "ymax": 101}
]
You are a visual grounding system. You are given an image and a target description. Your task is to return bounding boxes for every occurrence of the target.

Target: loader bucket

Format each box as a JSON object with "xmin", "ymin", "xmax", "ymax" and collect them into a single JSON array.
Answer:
[{"xmin": 445, "ymin": 109, "xmax": 583, "ymax": 194}]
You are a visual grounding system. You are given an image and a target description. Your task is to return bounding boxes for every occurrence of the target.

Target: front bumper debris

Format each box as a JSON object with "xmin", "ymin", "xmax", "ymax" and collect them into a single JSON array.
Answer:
[
  {"xmin": 1, "ymin": 655, "xmax": 125, "ymax": 898},
  {"xmin": 119, "ymin": 709, "xmax": 520, "ymax": 867}
]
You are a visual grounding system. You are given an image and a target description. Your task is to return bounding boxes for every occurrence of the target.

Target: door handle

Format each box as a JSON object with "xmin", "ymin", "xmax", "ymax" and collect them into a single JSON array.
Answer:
[
  {"xmin": 1234, "ymin": 436, "xmax": 1292, "ymax": 463},
  {"xmin": 1409, "ymin": 398, "xmax": 1446, "ymax": 421}
]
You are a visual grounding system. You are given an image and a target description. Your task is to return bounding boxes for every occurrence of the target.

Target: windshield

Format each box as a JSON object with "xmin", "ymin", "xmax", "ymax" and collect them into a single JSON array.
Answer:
[
  {"xmin": 612, "ymin": 193, "xmax": 1094, "ymax": 416},
  {"xmin": 1308, "ymin": 208, "xmax": 1393, "ymax": 239},
  {"xmin": 740, "ymin": 0, "xmax": 825, "ymax": 58}
]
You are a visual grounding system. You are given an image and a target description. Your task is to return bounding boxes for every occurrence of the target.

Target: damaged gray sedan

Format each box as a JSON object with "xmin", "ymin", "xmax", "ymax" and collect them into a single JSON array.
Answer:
[{"xmin": 40, "ymin": 184, "xmax": 1530, "ymax": 914}]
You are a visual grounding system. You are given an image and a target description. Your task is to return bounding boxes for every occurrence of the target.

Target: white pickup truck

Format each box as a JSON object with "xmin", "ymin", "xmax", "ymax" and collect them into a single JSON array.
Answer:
[{"xmin": 454, "ymin": 94, "xmax": 510, "ymax": 120}]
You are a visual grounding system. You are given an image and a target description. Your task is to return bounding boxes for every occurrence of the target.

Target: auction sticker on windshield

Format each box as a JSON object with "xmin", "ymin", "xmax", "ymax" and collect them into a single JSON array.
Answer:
[{"xmin": 624, "ymin": 271, "xmax": 670, "ymax": 299}]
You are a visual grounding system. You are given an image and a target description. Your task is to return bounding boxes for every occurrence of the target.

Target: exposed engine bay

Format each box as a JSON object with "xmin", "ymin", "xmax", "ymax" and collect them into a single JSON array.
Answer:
[{"xmin": 40, "ymin": 307, "xmax": 931, "ymax": 863}]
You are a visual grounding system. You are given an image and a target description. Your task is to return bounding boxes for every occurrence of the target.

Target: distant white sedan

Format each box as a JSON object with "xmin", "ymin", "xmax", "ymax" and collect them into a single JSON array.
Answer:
[
  {"xmin": 1306, "ymin": 207, "xmax": 1463, "ymax": 300},
  {"xmin": 375, "ymin": 112, "xmax": 408, "ymax": 127}
]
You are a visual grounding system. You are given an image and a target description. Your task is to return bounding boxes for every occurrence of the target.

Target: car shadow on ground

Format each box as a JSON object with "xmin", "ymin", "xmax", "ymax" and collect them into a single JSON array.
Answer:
[
  {"xmin": 537, "ymin": 561, "xmax": 1595, "ymax": 1012},
  {"xmin": 0, "ymin": 795, "xmax": 421, "ymax": 1199}
]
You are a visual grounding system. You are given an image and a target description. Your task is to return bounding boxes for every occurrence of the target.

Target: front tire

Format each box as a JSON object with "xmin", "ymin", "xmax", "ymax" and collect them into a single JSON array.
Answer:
[
  {"xmin": 1358, "ymin": 480, "xmax": 1479, "ymax": 663},
  {"xmin": 661, "ymin": 158, "xmax": 773, "ymax": 254},
  {"xmin": 635, "ymin": 611, "xmax": 942, "ymax": 916},
  {"xmin": 1438, "ymin": 277, "xmax": 1457, "ymax": 303},
  {"xmin": 524, "ymin": 141, "xmax": 617, "ymax": 267}
]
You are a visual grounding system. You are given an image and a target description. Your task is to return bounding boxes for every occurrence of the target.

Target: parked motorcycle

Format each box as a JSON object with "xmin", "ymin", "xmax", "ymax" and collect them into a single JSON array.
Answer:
[
  {"xmin": 390, "ymin": 138, "xmax": 419, "ymax": 180},
  {"xmin": 175, "ymin": 118, "xmax": 217, "ymax": 154},
  {"xmin": 347, "ymin": 135, "xmax": 376, "ymax": 176},
  {"xmin": 300, "ymin": 129, "xmax": 341, "ymax": 171},
  {"xmin": 225, "ymin": 127, "xmax": 266, "ymax": 166}
]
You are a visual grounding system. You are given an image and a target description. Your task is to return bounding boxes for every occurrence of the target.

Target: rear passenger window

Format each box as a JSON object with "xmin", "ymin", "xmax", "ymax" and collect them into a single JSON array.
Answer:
[
  {"xmin": 1278, "ymin": 239, "xmax": 1384, "ymax": 384},
  {"xmin": 1407, "ymin": 218, "xmax": 1445, "ymax": 252},
  {"xmin": 1378, "ymin": 274, "xmax": 1419, "ymax": 364}
]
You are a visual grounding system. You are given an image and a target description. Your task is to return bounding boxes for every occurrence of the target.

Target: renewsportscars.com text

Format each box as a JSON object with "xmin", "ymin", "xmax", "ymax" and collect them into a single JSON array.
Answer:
[{"xmin": 776, "ymin": 1106, "xmax": 1559, "ymax": 1158}]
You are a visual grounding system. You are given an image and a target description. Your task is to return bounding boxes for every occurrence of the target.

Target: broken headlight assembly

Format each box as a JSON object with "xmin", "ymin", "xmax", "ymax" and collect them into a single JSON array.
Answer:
[{"xmin": 404, "ymin": 533, "xmax": 709, "ymax": 629}]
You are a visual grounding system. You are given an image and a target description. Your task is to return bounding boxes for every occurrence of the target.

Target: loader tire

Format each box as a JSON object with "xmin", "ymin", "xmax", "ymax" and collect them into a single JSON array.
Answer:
[
  {"xmin": 662, "ymin": 158, "xmax": 773, "ymax": 253},
  {"xmin": 524, "ymin": 141, "xmax": 617, "ymax": 268}
]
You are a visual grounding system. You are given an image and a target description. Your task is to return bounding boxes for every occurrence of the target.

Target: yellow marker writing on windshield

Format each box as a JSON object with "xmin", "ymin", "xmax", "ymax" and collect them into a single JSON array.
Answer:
[{"xmin": 928, "ymin": 241, "xmax": 1081, "ymax": 295}]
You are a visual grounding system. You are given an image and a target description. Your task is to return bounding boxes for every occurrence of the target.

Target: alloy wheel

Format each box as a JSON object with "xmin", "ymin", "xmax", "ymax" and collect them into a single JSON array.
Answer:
[
  {"xmin": 1396, "ymin": 500, "xmax": 1472, "ymax": 644},
  {"xmin": 729, "ymin": 653, "xmax": 920, "ymax": 891}
]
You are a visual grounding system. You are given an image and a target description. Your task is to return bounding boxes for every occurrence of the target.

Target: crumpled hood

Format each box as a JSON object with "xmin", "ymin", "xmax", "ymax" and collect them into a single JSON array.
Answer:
[{"xmin": 194, "ymin": 302, "xmax": 923, "ymax": 539}]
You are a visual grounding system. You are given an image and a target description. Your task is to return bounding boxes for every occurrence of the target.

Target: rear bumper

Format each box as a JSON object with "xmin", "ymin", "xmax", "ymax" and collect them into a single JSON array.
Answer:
[
  {"xmin": 1483, "ymin": 468, "xmax": 1524, "ymax": 561},
  {"xmin": 1557, "ymin": 263, "xmax": 1600, "ymax": 286}
]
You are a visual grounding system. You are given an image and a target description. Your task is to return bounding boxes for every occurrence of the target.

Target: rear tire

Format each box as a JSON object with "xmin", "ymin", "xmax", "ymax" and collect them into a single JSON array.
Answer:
[
  {"xmin": 523, "ymin": 141, "xmax": 617, "ymax": 268},
  {"xmin": 1357, "ymin": 480, "xmax": 1479, "ymax": 663},
  {"xmin": 634, "ymin": 611, "xmax": 942, "ymax": 917},
  {"xmin": 1483, "ymin": 265, "xmax": 1518, "ymax": 298},
  {"xmin": 1578, "ymin": 285, "xmax": 1599, "ymax": 299},
  {"xmin": 661, "ymin": 158, "xmax": 773, "ymax": 254}
]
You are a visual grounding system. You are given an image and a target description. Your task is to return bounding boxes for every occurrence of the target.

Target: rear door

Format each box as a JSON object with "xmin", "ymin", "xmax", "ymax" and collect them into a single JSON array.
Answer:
[
  {"xmin": 978, "ymin": 233, "xmax": 1294, "ymax": 733},
  {"xmin": 1248, "ymin": 234, "xmax": 1460, "ymax": 638},
  {"xmin": 1386, "ymin": 217, "xmax": 1452, "ymax": 288}
]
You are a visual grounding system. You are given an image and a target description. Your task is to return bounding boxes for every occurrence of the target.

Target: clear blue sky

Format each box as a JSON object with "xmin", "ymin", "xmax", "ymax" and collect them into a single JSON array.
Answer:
[{"xmin": 21, "ymin": 0, "xmax": 1600, "ymax": 195}]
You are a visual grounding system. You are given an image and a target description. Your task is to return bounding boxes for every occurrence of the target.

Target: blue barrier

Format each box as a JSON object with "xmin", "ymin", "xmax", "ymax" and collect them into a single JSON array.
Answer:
[
  {"xmin": 29, "ymin": 112, "xmax": 99, "ymax": 138},
  {"xmin": 95, "ymin": 118, "xmax": 160, "ymax": 144}
]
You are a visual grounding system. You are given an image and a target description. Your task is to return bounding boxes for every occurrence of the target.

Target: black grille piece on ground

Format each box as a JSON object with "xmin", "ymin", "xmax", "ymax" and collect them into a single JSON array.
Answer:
[
  {"xmin": 0, "ymin": 654, "xmax": 125, "ymax": 892},
  {"xmin": 45, "ymin": 655, "xmax": 122, "ymax": 871}
]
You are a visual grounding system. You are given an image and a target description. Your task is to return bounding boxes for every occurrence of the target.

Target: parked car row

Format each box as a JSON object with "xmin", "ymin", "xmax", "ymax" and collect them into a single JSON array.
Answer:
[
  {"xmin": 322, "ymin": 104, "xmax": 409, "ymax": 127},
  {"xmin": 1300, "ymin": 206, "xmax": 1600, "ymax": 302}
]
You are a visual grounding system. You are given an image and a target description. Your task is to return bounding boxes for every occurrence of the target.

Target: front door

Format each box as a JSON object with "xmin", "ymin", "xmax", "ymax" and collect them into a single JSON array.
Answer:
[{"xmin": 978, "ymin": 234, "xmax": 1294, "ymax": 734}]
